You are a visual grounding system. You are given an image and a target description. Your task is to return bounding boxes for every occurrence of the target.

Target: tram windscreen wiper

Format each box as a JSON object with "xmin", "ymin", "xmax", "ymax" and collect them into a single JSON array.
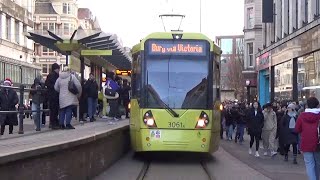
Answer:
[
  {"xmin": 159, "ymin": 97, "xmax": 179, "ymax": 117},
  {"xmin": 146, "ymin": 71, "xmax": 179, "ymax": 118}
]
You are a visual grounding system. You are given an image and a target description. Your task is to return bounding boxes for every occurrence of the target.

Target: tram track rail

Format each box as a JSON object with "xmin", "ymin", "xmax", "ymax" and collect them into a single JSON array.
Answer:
[
  {"xmin": 136, "ymin": 161, "xmax": 151, "ymax": 180},
  {"xmin": 136, "ymin": 161, "xmax": 214, "ymax": 180},
  {"xmin": 200, "ymin": 160, "xmax": 214, "ymax": 180}
]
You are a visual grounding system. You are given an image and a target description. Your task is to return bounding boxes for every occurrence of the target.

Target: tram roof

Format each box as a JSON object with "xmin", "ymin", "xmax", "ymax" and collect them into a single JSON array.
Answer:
[
  {"xmin": 132, "ymin": 32, "xmax": 221, "ymax": 54},
  {"xmin": 26, "ymin": 29, "xmax": 132, "ymax": 70}
]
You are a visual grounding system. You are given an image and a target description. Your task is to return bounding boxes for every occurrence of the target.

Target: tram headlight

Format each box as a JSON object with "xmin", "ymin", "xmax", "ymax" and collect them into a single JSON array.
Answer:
[
  {"xmin": 195, "ymin": 111, "xmax": 209, "ymax": 128},
  {"xmin": 143, "ymin": 110, "xmax": 157, "ymax": 128},
  {"xmin": 146, "ymin": 118, "xmax": 155, "ymax": 126},
  {"xmin": 219, "ymin": 104, "xmax": 223, "ymax": 111}
]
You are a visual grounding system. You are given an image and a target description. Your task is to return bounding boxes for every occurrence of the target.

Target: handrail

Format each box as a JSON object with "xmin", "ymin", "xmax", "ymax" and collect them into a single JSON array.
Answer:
[{"xmin": 0, "ymin": 84, "xmax": 50, "ymax": 133}]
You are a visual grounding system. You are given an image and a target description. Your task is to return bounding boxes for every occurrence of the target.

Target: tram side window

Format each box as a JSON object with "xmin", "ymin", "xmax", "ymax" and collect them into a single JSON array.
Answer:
[
  {"xmin": 131, "ymin": 53, "xmax": 142, "ymax": 98},
  {"xmin": 216, "ymin": 56, "xmax": 221, "ymax": 99},
  {"xmin": 213, "ymin": 54, "xmax": 221, "ymax": 101}
]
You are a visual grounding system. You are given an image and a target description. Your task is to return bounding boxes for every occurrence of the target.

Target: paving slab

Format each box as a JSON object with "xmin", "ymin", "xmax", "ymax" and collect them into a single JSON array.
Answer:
[
  {"xmin": 220, "ymin": 134, "xmax": 307, "ymax": 180},
  {"xmin": 0, "ymin": 119, "xmax": 129, "ymax": 165}
]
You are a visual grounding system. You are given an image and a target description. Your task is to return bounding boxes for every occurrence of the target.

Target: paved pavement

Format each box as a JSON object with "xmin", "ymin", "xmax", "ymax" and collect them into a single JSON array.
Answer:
[
  {"xmin": 0, "ymin": 118, "xmax": 128, "ymax": 163},
  {"xmin": 220, "ymin": 134, "xmax": 307, "ymax": 180},
  {"xmin": 0, "ymin": 117, "xmax": 81, "ymax": 140}
]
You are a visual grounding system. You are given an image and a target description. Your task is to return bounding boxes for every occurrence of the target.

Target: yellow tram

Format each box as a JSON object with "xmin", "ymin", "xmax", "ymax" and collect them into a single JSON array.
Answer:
[{"xmin": 130, "ymin": 32, "xmax": 222, "ymax": 153}]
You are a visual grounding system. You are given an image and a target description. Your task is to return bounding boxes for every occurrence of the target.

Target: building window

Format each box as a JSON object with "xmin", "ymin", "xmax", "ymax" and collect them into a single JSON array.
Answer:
[
  {"xmin": 63, "ymin": 3, "xmax": 72, "ymax": 14},
  {"xmin": 64, "ymin": 23, "xmax": 70, "ymax": 35},
  {"xmin": 305, "ymin": 0, "xmax": 309, "ymax": 23},
  {"xmin": 287, "ymin": 0, "xmax": 290, "ymax": 33},
  {"xmin": 6, "ymin": 16, "xmax": 11, "ymax": 40},
  {"xmin": 0, "ymin": 14, "xmax": 2, "ymax": 39},
  {"xmin": 274, "ymin": 60, "xmax": 293, "ymax": 101},
  {"xmin": 220, "ymin": 39, "xmax": 233, "ymax": 54},
  {"xmin": 0, "ymin": 62, "xmax": 4, "ymax": 80},
  {"xmin": 42, "ymin": 64, "xmax": 48, "ymax": 74},
  {"xmin": 23, "ymin": 25, "xmax": 27, "ymax": 46},
  {"xmin": 42, "ymin": 22, "xmax": 48, "ymax": 34},
  {"xmin": 297, "ymin": 51, "xmax": 320, "ymax": 100},
  {"xmin": 273, "ymin": 3, "xmax": 276, "ymax": 41},
  {"xmin": 247, "ymin": 43, "xmax": 253, "ymax": 67},
  {"xmin": 236, "ymin": 38, "xmax": 244, "ymax": 54},
  {"xmin": 296, "ymin": 0, "xmax": 298, "ymax": 28},
  {"xmin": 49, "ymin": 23, "xmax": 55, "ymax": 33},
  {"xmin": 247, "ymin": 7, "xmax": 254, "ymax": 29},
  {"xmin": 279, "ymin": 0, "xmax": 282, "ymax": 36},
  {"xmin": 317, "ymin": 0, "xmax": 320, "ymax": 16},
  {"xmin": 15, "ymin": 21, "xmax": 19, "ymax": 44},
  {"xmin": 42, "ymin": 46, "xmax": 55, "ymax": 56}
]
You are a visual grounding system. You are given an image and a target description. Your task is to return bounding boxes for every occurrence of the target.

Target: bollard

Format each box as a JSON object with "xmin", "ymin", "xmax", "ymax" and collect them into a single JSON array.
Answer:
[{"xmin": 18, "ymin": 85, "xmax": 25, "ymax": 134}]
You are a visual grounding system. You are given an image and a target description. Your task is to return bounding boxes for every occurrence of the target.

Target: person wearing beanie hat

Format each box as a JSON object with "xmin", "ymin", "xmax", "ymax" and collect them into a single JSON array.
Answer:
[
  {"xmin": 3, "ymin": 78, "xmax": 12, "ymax": 86},
  {"xmin": 0, "ymin": 78, "xmax": 19, "ymax": 135},
  {"xmin": 45, "ymin": 63, "xmax": 61, "ymax": 129},
  {"xmin": 279, "ymin": 103, "xmax": 299, "ymax": 164}
]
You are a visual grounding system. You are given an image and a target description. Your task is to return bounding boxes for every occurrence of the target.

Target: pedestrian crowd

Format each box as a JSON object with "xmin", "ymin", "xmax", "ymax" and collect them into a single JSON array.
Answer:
[
  {"xmin": 0, "ymin": 63, "xmax": 131, "ymax": 134},
  {"xmin": 221, "ymin": 98, "xmax": 320, "ymax": 180}
]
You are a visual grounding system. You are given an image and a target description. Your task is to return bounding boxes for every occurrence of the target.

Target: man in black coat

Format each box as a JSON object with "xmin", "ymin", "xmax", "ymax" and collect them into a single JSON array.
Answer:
[
  {"xmin": 120, "ymin": 79, "xmax": 131, "ymax": 118},
  {"xmin": 45, "ymin": 63, "xmax": 60, "ymax": 129},
  {"xmin": 84, "ymin": 73, "xmax": 99, "ymax": 122},
  {"xmin": 0, "ymin": 78, "xmax": 19, "ymax": 135}
]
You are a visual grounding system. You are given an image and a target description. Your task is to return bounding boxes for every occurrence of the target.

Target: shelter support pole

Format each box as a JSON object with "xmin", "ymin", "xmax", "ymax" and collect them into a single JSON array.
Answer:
[
  {"xmin": 99, "ymin": 66, "xmax": 103, "ymax": 89},
  {"xmin": 66, "ymin": 51, "xmax": 71, "ymax": 66},
  {"xmin": 80, "ymin": 56, "xmax": 85, "ymax": 86}
]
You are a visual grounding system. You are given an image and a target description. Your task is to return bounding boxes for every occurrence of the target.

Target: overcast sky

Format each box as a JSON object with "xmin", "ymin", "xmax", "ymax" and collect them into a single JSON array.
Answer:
[{"xmin": 78, "ymin": 0, "xmax": 244, "ymax": 47}]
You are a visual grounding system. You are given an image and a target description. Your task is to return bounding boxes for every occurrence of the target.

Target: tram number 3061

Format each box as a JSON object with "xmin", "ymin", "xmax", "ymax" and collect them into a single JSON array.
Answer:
[{"xmin": 168, "ymin": 122, "xmax": 185, "ymax": 128}]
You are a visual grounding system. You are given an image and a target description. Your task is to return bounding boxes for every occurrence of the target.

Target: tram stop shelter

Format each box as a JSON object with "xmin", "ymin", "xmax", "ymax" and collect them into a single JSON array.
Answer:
[{"xmin": 25, "ymin": 28, "xmax": 132, "ymax": 87}]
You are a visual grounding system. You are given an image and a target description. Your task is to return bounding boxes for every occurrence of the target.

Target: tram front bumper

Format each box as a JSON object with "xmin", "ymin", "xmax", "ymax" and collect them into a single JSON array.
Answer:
[{"xmin": 138, "ymin": 129, "xmax": 212, "ymax": 152}]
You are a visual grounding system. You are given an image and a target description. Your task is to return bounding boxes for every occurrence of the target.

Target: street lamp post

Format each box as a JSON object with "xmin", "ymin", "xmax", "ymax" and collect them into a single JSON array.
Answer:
[{"xmin": 246, "ymin": 80, "xmax": 251, "ymax": 104}]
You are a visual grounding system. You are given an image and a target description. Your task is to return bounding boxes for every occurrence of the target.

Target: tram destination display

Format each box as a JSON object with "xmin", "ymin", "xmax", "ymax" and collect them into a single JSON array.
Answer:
[{"xmin": 148, "ymin": 40, "xmax": 207, "ymax": 56}]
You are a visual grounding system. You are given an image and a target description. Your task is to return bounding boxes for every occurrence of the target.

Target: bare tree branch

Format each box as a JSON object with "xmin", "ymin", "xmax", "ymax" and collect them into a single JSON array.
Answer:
[{"xmin": 226, "ymin": 44, "xmax": 245, "ymax": 99}]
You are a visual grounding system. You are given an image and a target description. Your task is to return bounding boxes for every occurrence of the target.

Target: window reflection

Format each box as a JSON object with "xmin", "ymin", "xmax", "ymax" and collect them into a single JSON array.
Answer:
[
  {"xmin": 299, "ymin": 51, "xmax": 320, "ymax": 100},
  {"xmin": 146, "ymin": 58, "xmax": 208, "ymax": 109},
  {"xmin": 274, "ymin": 60, "xmax": 293, "ymax": 101}
]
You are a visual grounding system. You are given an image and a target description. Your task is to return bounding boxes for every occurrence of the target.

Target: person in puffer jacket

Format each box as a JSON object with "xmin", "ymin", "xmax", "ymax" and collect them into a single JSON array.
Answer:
[
  {"xmin": 262, "ymin": 103, "xmax": 278, "ymax": 157},
  {"xmin": 54, "ymin": 67, "xmax": 82, "ymax": 129},
  {"xmin": 295, "ymin": 97, "xmax": 320, "ymax": 180}
]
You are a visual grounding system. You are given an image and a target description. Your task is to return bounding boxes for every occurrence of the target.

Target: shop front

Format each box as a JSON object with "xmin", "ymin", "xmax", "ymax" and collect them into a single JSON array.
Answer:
[{"xmin": 257, "ymin": 20, "xmax": 320, "ymax": 103}]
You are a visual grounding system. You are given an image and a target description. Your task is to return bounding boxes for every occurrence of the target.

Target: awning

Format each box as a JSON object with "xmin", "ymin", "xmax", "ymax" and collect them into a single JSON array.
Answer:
[{"xmin": 26, "ymin": 29, "xmax": 132, "ymax": 70}]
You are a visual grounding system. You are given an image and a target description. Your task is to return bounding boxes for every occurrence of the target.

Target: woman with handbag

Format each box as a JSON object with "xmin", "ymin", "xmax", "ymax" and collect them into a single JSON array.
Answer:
[
  {"xmin": 295, "ymin": 97, "xmax": 320, "ymax": 180},
  {"xmin": 54, "ymin": 67, "xmax": 82, "ymax": 129},
  {"xmin": 280, "ymin": 103, "xmax": 299, "ymax": 164},
  {"xmin": 103, "ymin": 72, "xmax": 120, "ymax": 121}
]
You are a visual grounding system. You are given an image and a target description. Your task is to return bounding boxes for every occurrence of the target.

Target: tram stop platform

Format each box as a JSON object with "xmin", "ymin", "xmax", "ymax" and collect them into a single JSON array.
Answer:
[{"xmin": 0, "ymin": 118, "xmax": 130, "ymax": 180}]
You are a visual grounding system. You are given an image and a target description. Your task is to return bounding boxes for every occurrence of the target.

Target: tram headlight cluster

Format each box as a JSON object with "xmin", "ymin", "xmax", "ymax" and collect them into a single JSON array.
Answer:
[
  {"xmin": 195, "ymin": 111, "xmax": 209, "ymax": 128},
  {"xmin": 143, "ymin": 110, "xmax": 157, "ymax": 128}
]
